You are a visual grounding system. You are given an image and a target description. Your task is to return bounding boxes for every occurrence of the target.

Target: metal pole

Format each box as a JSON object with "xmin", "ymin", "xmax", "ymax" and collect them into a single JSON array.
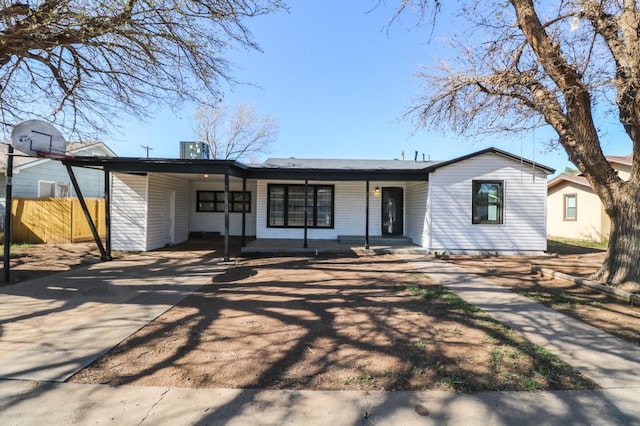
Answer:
[
  {"xmin": 104, "ymin": 169, "xmax": 111, "ymax": 259},
  {"xmin": 224, "ymin": 170, "xmax": 230, "ymax": 261},
  {"xmin": 3, "ymin": 146, "xmax": 14, "ymax": 283},
  {"xmin": 241, "ymin": 176, "xmax": 246, "ymax": 247},
  {"xmin": 65, "ymin": 165, "xmax": 109, "ymax": 260},
  {"xmin": 365, "ymin": 180, "xmax": 370, "ymax": 250},
  {"xmin": 303, "ymin": 179, "xmax": 308, "ymax": 249}
]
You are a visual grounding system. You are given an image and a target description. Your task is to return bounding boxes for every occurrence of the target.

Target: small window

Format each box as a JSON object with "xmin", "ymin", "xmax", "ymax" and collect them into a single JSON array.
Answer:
[
  {"xmin": 55, "ymin": 183, "xmax": 70, "ymax": 197},
  {"xmin": 472, "ymin": 180, "xmax": 503, "ymax": 224},
  {"xmin": 196, "ymin": 191, "xmax": 251, "ymax": 213},
  {"xmin": 564, "ymin": 194, "xmax": 577, "ymax": 221},
  {"xmin": 38, "ymin": 181, "xmax": 69, "ymax": 198},
  {"xmin": 38, "ymin": 181, "xmax": 55, "ymax": 198}
]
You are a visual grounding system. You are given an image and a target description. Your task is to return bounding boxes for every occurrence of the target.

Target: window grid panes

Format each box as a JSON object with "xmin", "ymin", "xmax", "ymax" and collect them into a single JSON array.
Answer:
[
  {"xmin": 564, "ymin": 194, "xmax": 577, "ymax": 220},
  {"xmin": 196, "ymin": 191, "xmax": 251, "ymax": 213},
  {"xmin": 472, "ymin": 181, "xmax": 503, "ymax": 224},
  {"xmin": 267, "ymin": 184, "xmax": 334, "ymax": 228}
]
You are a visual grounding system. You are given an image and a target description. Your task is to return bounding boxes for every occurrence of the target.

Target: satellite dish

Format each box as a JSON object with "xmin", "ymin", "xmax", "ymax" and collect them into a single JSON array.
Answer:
[{"xmin": 11, "ymin": 119, "xmax": 67, "ymax": 157}]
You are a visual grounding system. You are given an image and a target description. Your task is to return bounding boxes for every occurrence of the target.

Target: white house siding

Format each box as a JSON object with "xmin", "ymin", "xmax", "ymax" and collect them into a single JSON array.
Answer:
[
  {"xmin": 404, "ymin": 180, "xmax": 428, "ymax": 247},
  {"xmin": 146, "ymin": 174, "xmax": 190, "ymax": 251},
  {"xmin": 189, "ymin": 178, "xmax": 257, "ymax": 236},
  {"xmin": 111, "ymin": 173, "xmax": 147, "ymax": 252},
  {"xmin": 255, "ymin": 180, "xmax": 387, "ymax": 240},
  {"xmin": 428, "ymin": 153, "xmax": 548, "ymax": 254}
]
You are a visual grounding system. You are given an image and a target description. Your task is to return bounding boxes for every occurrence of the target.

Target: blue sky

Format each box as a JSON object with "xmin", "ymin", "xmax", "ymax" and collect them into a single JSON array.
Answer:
[{"xmin": 112, "ymin": 1, "xmax": 629, "ymax": 175}]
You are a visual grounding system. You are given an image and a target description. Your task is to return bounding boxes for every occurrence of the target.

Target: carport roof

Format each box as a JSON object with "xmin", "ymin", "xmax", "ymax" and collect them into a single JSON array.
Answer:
[
  {"xmin": 60, "ymin": 156, "xmax": 433, "ymax": 181},
  {"xmin": 59, "ymin": 146, "xmax": 554, "ymax": 181}
]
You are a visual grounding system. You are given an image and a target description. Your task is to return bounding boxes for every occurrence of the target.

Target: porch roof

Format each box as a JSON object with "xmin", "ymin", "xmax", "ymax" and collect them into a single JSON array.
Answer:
[{"xmin": 59, "ymin": 156, "xmax": 432, "ymax": 181}]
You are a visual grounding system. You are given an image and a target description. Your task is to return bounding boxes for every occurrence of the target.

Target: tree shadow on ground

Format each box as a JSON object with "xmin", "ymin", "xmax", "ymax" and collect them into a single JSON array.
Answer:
[
  {"xmin": 547, "ymin": 240, "xmax": 606, "ymax": 255},
  {"xmin": 69, "ymin": 253, "xmax": 595, "ymax": 395}
]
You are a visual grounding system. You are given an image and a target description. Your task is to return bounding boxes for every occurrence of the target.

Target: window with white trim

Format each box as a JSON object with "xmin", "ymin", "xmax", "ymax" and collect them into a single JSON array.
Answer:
[
  {"xmin": 38, "ymin": 181, "xmax": 70, "ymax": 198},
  {"xmin": 564, "ymin": 194, "xmax": 577, "ymax": 220}
]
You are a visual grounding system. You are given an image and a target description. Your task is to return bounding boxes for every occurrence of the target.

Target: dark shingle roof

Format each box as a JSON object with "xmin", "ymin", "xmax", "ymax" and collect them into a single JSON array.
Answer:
[{"xmin": 260, "ymin": 158, "xmax": 440, "ymax": 170}]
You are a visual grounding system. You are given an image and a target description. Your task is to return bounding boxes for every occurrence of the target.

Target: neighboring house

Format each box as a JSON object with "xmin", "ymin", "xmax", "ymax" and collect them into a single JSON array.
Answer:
[
  {"xmin": 62, "ymin": 147, "xmax": 554, "ymax": 254},
  {"xmin": 0, "ymin": 141, "xmax": 117, "ymax": 220},
  {"xmin": 547, "ymin": 155, "xmax": 631, "ymax": 242}
]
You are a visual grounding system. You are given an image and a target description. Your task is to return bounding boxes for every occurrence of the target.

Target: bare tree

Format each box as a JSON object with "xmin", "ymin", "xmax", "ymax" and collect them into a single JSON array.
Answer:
[
  {"xmin": 398, "ymin": 0, "xmax": 640, "ymax": 285},
  {"xmin": 0, "ymin": 0, "xmax": 284, "ymax": 137},
  {"xmin": 195, "ymin": 102, "xmax": 278, "ymax": 161}
]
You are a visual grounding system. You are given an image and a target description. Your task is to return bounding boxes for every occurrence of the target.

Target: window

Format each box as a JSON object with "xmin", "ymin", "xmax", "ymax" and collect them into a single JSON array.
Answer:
[
  {"xmin": 196, "ymin": 191, "xmax": 251, "ymax": 213},
  {"xmin": 38, "ymin": 181, "xmax": 70, "ymax": 198},
  {"xmin": 472, "ymin": 180, "xmax": 503, "ymax": 224},
  {"xmin": 268, "ymin": 184, "xmax": 334, "ymax": 228},
  {"xmin": 564, "ymin": 194, "xmax": 577, "ymax": 220}
]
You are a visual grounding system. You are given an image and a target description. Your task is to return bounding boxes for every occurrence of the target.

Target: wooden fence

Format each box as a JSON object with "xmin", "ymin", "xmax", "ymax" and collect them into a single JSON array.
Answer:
[{"xmin": 10, "ymin": 197, "xmax": 106, "ymax": 244}]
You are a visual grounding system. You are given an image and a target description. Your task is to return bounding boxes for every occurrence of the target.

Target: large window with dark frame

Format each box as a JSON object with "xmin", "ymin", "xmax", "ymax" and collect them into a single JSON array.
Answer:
[
  {"xmin": 268, "ymin": 184, "xmax": 334, "ymax": 228},
  {"xmin": 472, "ymin": 180, "xmax": 504, "ymax": 224},
  {"xmin": 196, "ymin": 191, "xmax": 251, "ymax": 213}
]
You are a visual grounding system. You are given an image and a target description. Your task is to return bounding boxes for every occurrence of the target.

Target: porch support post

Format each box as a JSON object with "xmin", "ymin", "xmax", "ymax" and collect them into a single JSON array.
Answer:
[
  {"xmin": 365, "ymin": 180, "xmax": 370, "ymax": 250},
  {"xmin": 65, "ymin": 165, "xmax": 109, "ymax": 260},
  {"xmin": 224, "ymin": 169, "xmax": 230, "ymax": 262},
  {"xmin": 303, "ymin": 179, "xmax": 308, "ymax": 249},
  {"xmin": 241, "ymin": 176, "xmax": 247, "ymax": 247},
  {"xmin": 3, "ymin": 146, "xmax": 14, "ymax": 282},
  {"xmin": 104, "ymin": 169, "xmax": 112, "ymax": 259}
]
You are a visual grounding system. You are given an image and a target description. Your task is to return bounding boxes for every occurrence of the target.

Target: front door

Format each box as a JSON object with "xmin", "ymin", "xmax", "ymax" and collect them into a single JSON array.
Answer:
[{"xmin": 382, "ymin": 187, "xmax": 403, "ymax": 236}]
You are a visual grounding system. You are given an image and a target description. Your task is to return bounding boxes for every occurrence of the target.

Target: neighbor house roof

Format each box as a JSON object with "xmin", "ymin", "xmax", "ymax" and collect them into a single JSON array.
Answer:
[
  {"xmin": 548, "ymin": 154, "xmax": 633, "ymax": 190},
  {"xmin": 606, "ymin": 155, "xmax": 632, "ymax": 167},
  {"xmin": 547, "ymin": 173, "xmax": 591, "ymax": 190},
  {"xmin": 0, "ymin": 141, "xmax": 115, "ymax": 173}
]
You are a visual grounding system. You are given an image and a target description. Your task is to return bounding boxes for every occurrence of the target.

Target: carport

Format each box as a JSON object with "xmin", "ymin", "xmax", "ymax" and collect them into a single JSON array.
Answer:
[{"xmin": 60, "ymin": 156, "xmax": 251, "ymax": 262}]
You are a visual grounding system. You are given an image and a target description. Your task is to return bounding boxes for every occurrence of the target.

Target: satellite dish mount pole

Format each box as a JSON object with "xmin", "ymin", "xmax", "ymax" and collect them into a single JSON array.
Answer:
[{"xmin": 3, "ymin": 146, "xmax": 14, "ymax": 283}]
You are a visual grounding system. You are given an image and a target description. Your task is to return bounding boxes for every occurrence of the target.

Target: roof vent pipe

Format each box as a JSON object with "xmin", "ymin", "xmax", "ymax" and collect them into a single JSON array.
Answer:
[
  {"xmin": 414, "ymin": 150, "xmax": 418, "ymax": 162},
  {"xmin": 422, "ymin": 153, "xmax": 425, "ymax": 162}
]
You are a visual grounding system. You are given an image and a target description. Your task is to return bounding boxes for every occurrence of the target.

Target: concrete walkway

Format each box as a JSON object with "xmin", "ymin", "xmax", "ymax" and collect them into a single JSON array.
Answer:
[
  {"xmin": 400, "ymin": 255, "xmax": 640, "ymax": 390},
  {"xmin": 0, "ymin": 250, "xmax": 639, "ymax": 424}
]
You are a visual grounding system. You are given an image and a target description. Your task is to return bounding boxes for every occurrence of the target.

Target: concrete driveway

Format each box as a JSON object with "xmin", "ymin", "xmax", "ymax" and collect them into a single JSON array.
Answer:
[{"xmin": 0, "ymin": 248, "xmax": 226, "ymax": 381}]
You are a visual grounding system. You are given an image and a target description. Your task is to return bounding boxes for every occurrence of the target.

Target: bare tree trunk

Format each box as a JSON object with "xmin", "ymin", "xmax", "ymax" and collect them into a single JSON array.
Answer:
[{"xmin": 592, "ymin": 190, "xmax": 640, "ymax": 285}]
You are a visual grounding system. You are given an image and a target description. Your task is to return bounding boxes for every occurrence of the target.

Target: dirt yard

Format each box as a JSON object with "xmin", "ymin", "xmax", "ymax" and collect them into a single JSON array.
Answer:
[
  {"xmin": 3, "ymin": 240, "xmax": 638, "ymax": 392},
  {"xmin": 0, "ymin": 242, "xmax": 102, "ymax": 283},
  {"xmin": 68, "ymin": 250, "xmax": 595, "ymax": 392}
]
